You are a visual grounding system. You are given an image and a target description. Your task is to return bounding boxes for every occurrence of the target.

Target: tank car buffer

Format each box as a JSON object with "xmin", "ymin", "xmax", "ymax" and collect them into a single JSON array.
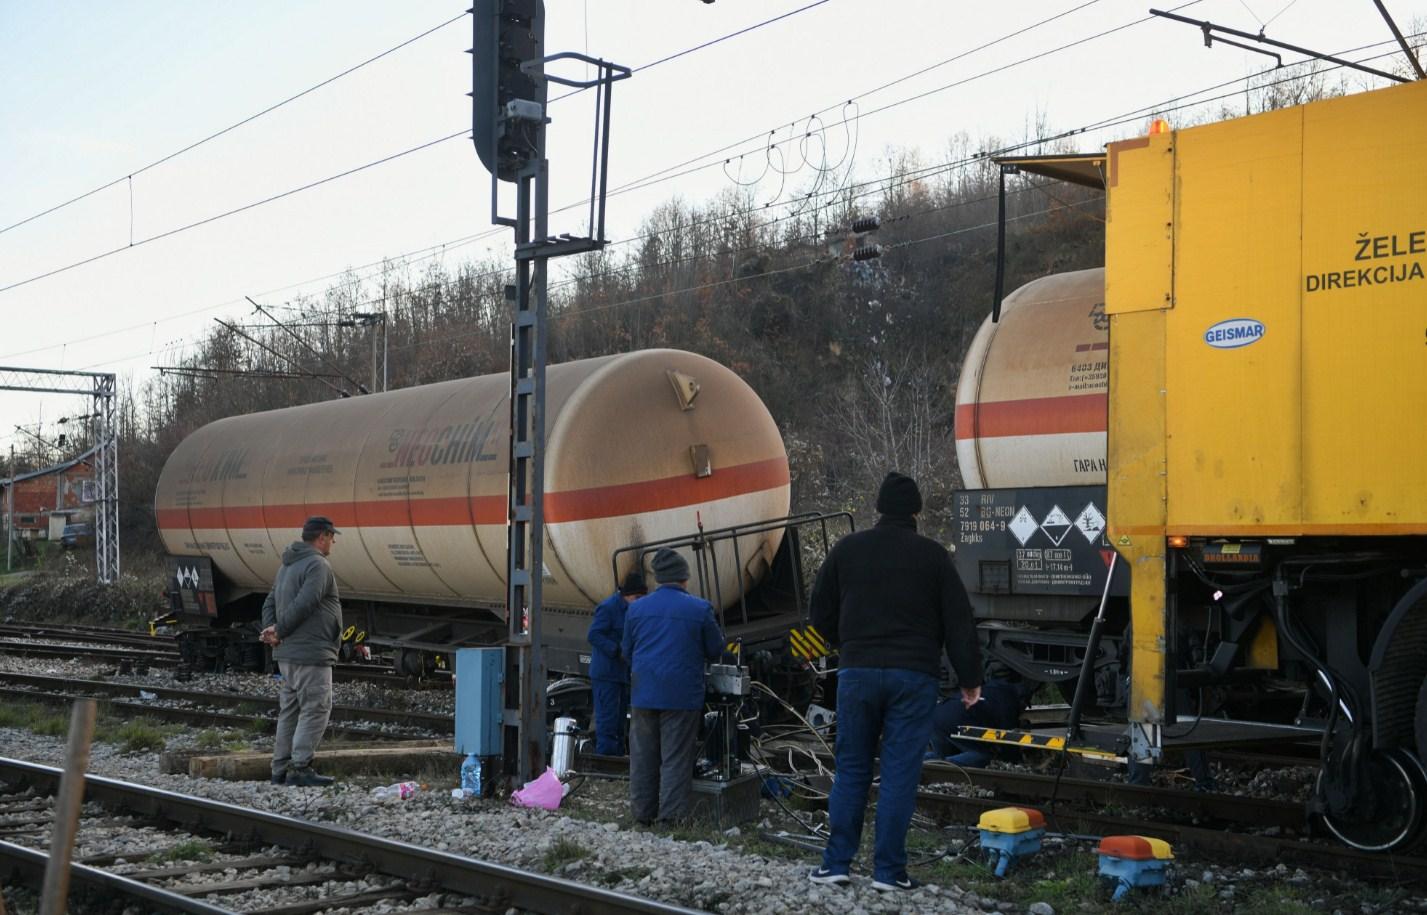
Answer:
[
  {"xmin": 977, "ymin": 806, "xmax": 1047, "ymax": 877},
  {"xmin": 1095, "ymin": 835, "xmax": 1174, "ymax": 903}
]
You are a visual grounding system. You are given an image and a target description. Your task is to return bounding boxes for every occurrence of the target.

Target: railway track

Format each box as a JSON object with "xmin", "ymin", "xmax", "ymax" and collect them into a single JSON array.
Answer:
[
  {"xmin": 908, "ymin": 779, "xmax": 1427, "ymax": 882},
  {"xmin": 0, "ymin": 624, "xmax": 450, "ymax": 687},
  {"xmin": 911, "ymin": 758, "xmax": 1427, "ymax": 880},
  {"xmin": 0, "ymin": 757, "xmax": 702, "ymax": 914},
  {"xmin": 0, "ymin": 671, "xmax": 452, "ymax": 741},
  {"xmin": 575, "ymin": 750, "xmax": 1426, "ymax": 881}
]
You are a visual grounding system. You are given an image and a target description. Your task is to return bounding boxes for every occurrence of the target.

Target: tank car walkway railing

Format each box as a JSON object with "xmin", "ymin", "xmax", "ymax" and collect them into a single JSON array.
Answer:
[{"xmin": 612, "ymin": 511, "xmax": 854, "ymax": 629}]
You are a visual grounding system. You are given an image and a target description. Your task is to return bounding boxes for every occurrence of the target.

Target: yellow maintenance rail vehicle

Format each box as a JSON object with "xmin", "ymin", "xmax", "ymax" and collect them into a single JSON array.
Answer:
[{"xmin": 953, "ymin": 78, "xmax": 1427, "ymax": 851}]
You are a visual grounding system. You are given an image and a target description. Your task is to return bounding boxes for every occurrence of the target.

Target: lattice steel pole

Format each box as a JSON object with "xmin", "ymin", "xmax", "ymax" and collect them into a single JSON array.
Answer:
[
  {"xmin": 93, "ymin": 375, "xmax": 119, "ymax": 583},
  {"xmin": 0, "ymin": 366, "xmax": 118, "ymax": 584}
]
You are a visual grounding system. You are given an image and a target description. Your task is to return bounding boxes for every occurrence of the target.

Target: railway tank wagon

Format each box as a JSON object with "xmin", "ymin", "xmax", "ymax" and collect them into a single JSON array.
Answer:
[
  {"xmin": 155, "ymin": 348, "xmax": 792, "ymax": 674},
  {"xmin": 954, "ymin": 78, "xmax": 1427, "ymax": 852},
  {"xmin": 952, "ymin": 268, "xmax": 1131, "ymax": 698}
]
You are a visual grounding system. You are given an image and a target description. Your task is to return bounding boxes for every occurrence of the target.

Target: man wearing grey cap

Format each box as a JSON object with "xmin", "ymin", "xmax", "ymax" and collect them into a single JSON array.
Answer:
[
  {"xmin": 621, "ymin": 548, "xmax": 724, "ymax": 825},
  {"xmin": 260, "ymin": 516, "xmax": 343, "ymax": 787}
]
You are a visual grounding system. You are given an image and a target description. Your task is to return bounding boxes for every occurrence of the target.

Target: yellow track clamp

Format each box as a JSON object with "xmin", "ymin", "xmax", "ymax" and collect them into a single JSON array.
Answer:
[{"xmin": 953, "ymin": 726, "xmax": 1121, "ymax": 762}]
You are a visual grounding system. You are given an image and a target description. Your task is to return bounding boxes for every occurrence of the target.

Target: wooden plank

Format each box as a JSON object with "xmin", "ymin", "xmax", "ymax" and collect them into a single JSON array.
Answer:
[
  {"xmin": 168, "ymin": 871, "xmax": 334, "ymax": 896},
  {"xmin": 247, "ymin": 887, "xmax": 413, "ymax": 915},
  {"xmin": 188, "ymin": 744, "xmax": 454, "ymax": 781},
  {"xmin": 77, "ymin": 843, "xmax": 244, "ymax": 868},
  {"xmin": 39, "ymin": 698, "xmax": 95, "ymax": 915},
  {"xmin": 123, "ymin": 855, "xmax": 304, "ymax": 880}
]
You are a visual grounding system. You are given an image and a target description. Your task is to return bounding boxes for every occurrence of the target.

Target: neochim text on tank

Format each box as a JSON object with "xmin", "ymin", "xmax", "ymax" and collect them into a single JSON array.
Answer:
[{"xmin": 155, "ymin": 77, "xmax": 1427, "ymax": 853}]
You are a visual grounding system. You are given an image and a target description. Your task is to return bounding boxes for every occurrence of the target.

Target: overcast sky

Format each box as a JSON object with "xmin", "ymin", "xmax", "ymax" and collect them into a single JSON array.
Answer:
[{"xmin": 1, "ymin": 0, "xmax": 1423, "ymax": 449}]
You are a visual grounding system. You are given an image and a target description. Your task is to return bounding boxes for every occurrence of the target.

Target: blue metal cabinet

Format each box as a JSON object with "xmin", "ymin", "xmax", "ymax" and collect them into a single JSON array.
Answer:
[{"xmin": 455, "ymin": 648, "xmax": 505, "ymax": 756}]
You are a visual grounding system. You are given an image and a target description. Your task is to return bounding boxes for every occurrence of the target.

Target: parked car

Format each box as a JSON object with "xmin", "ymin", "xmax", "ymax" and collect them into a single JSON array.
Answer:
[{"xmin": 60, "ymin": 523, "xmax": 94, "ymax": 549}]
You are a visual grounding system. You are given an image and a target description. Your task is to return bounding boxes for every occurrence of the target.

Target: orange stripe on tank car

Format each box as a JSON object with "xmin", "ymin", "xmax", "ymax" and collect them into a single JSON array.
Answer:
[
  {"xmin": 954, "ymin": 393, "xmax": 1107, "ymax": 440},
  {"xmin": 157, "ymin": 457, "xmax": 790, "ymax": 530},
  {"xmin": 545, "ymin": 456, "xmax": 790, "ymax": 522}
]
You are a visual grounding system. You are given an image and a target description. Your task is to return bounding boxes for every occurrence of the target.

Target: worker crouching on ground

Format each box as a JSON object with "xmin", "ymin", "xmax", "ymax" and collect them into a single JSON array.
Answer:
[
  {"xmin": 621, "ymin": 548, "xmax": 724, "ymax": 826},
  {"xmin": 809, "ymin": 472, "xmax": 984, "ymax": 892},
  {"xmin": 586, "ymin": 571, "xmax": 647, "ymax": 755},
  {"xmin": 927, "ymin": 662, "xmax": 1037, "ymax": 767},
  {"xmin": 260, "ymin": 516, "xmax": 343, "ymax": 788}
]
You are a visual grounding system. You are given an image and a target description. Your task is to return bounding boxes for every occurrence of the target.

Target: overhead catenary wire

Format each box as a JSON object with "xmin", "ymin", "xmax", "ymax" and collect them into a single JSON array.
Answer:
[
  {"xmin": 213, "ymin": 319, "xmax": 351, "ymax": 398},
  {"xmin": 0, "ymin": 11, "xmax": 469, "ymax": 239},
  {"xmin": 0, "ymin": 0, "xmax": 841, "ymax": 298},
  {"xmin": 245, "ymin": 297, "xmax": 370, "ymax": 394},
  {"xmin": 41, "ymin": 31, "xmax": 1418, "ymax": 373},
  {"xmin": 0, "ymin": 130, "xmax": 470, "ymax": 296}
]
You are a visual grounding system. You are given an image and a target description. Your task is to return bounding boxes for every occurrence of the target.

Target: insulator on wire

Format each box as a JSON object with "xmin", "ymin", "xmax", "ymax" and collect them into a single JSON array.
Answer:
[
  {"xmin": 850, "ymin": 216, "xmax": 880, "ymax": 234},
  {"xmin": 852, "ymin": 244, "xmax": 881, "ymax": 261}
]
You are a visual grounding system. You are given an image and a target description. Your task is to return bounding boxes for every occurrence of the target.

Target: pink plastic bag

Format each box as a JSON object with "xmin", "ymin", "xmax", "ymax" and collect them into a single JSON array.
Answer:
[{"xmin": 510, "ymin": 766, "xmax": 565, "ymax": 810}]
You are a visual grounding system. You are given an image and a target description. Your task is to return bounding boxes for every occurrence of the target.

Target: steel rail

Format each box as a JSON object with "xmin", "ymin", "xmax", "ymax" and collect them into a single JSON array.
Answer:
[
  {"xmin": 0, "ymin": 759, "xmax": 705, "ymax": 915},
  {"xmin": 0, "ymin": 838, "xmax": 234, "ymax": 914},
  {"xmin": 0, "ymin": 634, "xmax": 442, "ymax": 686},
  {"xmin": 0, "ymin": 639, "xmax": 178, "ymax": 663},
  {"xmin": 0, "ymin": 685, "xmax": 418, "ymax": 742},
  {"xmin": 0, "ymin": 623, "xmax": 173, "ymax": 650},
  {"xmin": 0, "ymin": 671, "xmax": 453, "ymax": 733},
  {"xmin": 909, "ymin": 788, "xmax": 1427, "ymax": 881},
  {"xmin": 920, "ymin": 759, "xmax": 1308, "ymax": 829}
]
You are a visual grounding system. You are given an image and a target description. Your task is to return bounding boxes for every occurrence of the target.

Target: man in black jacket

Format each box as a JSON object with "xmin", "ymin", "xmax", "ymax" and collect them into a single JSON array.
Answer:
[{"xmin": 808, "ymin": 472, "xmax": 983, "ymax": 892}]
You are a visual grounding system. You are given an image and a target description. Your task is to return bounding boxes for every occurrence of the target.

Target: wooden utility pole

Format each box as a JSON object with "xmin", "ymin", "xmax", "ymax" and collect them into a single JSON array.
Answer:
[{"xmin": 39, "ymin": 699, "xmax": 96, "ymax": 915}]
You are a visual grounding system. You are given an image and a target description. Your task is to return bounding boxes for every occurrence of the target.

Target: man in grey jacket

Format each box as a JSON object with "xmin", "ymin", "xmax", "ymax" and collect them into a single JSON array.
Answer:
[{"xmin": 260, "ymin": 516, "xmax": 343, "ymax": 787}]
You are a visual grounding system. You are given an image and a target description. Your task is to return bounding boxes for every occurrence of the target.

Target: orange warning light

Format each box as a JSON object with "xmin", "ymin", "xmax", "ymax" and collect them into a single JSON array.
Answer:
[
  {"xmin": 1167, "ymin": 535, "xmax": 1189, "ymax": 549},
  {"xmin": 1149, "ymin": 118, "xmax": 1170, "ymax": 136}
]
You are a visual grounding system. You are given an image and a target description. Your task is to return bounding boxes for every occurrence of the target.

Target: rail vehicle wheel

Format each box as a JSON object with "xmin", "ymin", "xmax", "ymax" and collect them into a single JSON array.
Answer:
[
  {"xmin": 1415, "ymin": 676, "xmax": 1427, "ymax": 767},
  {"xmin": 546, "ymin": 677, "xmax": 593, "ymax": 731},
  {"xmin": 1315, "ymin": 747, "xmax": 1427, "ymax": 852}
]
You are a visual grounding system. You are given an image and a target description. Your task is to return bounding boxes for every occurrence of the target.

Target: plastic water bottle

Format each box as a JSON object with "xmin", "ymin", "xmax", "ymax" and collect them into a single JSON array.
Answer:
[
  {"xmin": 371, "ymin": 781, "xmax": 420, "ymax": 800},
  {"xmin": 460, "ymin": 754, "xmax": 481, "ymax": 798}
]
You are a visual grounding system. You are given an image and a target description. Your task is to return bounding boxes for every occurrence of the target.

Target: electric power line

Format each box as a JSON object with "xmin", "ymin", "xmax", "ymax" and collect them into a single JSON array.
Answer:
[
  {"xmin": 48, "ymin": 33, "xmax": 1420, "ymax": 374},
  {"xmin": 0, "ymin": 11, "xmax": 468, "ymax": 240},
  {"xmin": 0, "ymin": 130, "xmax": 470, "ymax": 296},
  {"xmin": 0, "ymin": 1, "xmax": 843, "ymax": 297}
]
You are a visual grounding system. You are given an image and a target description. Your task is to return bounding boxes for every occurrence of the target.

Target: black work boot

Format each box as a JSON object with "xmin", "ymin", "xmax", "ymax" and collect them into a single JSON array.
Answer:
[
  {"xmin": 285, "ymin": 766, "xmax": 335, "ymax": 787},
  {"xmin": 270, "ymin": 771, "xmax": 287, "ymax": 785}
]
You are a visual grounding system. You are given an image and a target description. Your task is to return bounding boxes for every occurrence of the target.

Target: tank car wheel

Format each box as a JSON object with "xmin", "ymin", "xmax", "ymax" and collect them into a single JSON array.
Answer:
[
  {"xmin": 1315, "ymin": 747, "xmax": 1427, "ymax": 852},
  {"xmin": 1415, "ymin": 676, "xmax": 1427, "ymax": 768}
]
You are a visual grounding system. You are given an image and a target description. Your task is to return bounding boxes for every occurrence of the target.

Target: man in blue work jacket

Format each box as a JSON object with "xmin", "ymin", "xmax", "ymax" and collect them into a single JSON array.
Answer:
[
  {"xmin": 622, "ymin": 548, "xmax": 724, "ymax": 825},
  {"xmin": 586, "ymin": 571, "xmax": 647, "ymax": 755}
]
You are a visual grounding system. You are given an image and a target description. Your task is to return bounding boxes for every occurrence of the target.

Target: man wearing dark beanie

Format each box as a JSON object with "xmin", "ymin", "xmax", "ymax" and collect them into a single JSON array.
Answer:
[
  {"xmin": 809, "ymin": 471, "xmax": 983, "ymax": 892},
  {"xmin": 621, "ymin": 548, "xmax": 725, "ymax": 825}
]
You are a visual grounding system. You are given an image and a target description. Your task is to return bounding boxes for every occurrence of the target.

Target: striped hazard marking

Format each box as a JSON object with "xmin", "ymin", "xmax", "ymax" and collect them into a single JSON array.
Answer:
[
  {"xmin": 954, "ymin": 727, "xmax": 1121, "ymax": 761},
  {"xmin": 788, "ymin": 625, "xmax": 833, "ymax": 661}
]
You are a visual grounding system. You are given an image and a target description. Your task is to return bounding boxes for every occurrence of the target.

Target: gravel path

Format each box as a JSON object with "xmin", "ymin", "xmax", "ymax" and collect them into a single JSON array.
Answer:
[
  {"xmin": 2, "ymin": 652, "xmax": 1424, "ymax": 914},
  {"xmin": 0, "ymin": 729, "xmax": 982, "ymax": 914}
]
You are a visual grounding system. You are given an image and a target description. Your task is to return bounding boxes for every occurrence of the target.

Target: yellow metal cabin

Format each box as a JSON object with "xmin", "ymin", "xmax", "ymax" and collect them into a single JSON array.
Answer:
[
  {"xmin": 975, "ymin": 79, "xmax": 1427, "ymax": 851},
  {"xmin": 1116, "ymin": 80, "xmax": 1427, "ymax": 850}
]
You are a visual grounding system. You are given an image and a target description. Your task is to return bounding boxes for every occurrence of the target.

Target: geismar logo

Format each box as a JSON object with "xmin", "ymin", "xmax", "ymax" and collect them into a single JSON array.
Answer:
[{"xmin": 1203, "ymin": 318, "xmax": 1265, "ymax": 349}]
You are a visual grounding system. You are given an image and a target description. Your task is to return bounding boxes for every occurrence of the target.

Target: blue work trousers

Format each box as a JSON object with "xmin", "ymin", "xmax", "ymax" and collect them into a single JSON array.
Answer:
[
  {"xmin": 822, "ymin": 667, "xmax": 939, "ymax": 883},
  {"xmin": 592, "ymin": 678, "xmax": 630, "ymax": 756},
  {"xmin": 930, "ymin": 679, "xmax": 1023, "ymax": 760}
]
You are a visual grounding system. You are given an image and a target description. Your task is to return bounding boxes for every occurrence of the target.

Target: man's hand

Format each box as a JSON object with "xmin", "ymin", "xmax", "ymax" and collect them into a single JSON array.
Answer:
[
  {"xmin": 259, "ymin": 625, "xmax": 280, "ymax": 647},
  {"xmin": 960, "ymin": 685, "xmax": 982, "ymax": 709}
]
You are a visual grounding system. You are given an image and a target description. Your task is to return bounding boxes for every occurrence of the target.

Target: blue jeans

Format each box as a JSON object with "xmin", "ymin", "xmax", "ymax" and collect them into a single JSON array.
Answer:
[
  {"xmin": 929, "ymin": 678, "xmax": 1024, "ymax": 760},
  {"xmin": 591, "ymin": 679, "xmax": 630, "ymax": 756},
  {"xmin": 822, "ymin": 667, "xmax": 938, "ymax": 883}
]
